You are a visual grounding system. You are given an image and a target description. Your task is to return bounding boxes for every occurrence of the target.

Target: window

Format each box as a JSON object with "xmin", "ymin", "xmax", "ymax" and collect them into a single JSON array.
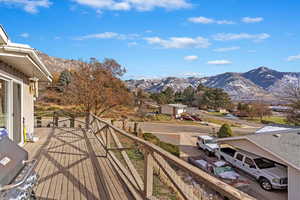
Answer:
[
  {"xmin": 245, "ymin": 157, "xmax": 255, "ymax": 166},
  {"xmin": 254, "ymin": 158, "xmax": 275, "ymax": 169},
  {"xmin": 0, "ymin": 79, "xmax": 8, "ymax": 129},
  {"xmin": 236, "ymin": 153, "xmax": 244, "ymax": 161}
]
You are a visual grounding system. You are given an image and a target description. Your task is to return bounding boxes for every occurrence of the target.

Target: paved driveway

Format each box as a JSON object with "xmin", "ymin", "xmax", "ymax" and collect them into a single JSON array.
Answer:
[{"xmin": 139, "ymin": 121, "xmax": 287, "ymax": 200}]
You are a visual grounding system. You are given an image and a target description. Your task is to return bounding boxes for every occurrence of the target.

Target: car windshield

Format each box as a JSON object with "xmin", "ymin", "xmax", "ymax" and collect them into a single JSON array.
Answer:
[
  {"xmin": 254, "ymin": 158, "xmax": 275, "ymax": 169},
  {"xmin": 214, "ymin": 166, "xmax": 233, "ymax": 175},
  {"xmin": 204, "ymin": 139, "xmax": 215, "ymax": 144}
]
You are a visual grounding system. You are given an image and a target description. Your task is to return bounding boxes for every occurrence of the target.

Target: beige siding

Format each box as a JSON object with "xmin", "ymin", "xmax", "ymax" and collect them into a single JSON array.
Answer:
[
  {"xmin": 288, "ymin": 166, "xmax": 300, "ymax": 200},
  {"xmin": 23, "ymin": 84, "xmax": 34, "ymax": 138},
  {"xmin": 161, "ymin": 105, "xmax": 174, "ymax": 115}
]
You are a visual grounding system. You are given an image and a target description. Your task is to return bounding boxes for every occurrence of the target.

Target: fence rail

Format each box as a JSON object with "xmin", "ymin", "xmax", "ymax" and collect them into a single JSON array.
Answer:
[{"xmin": 35, "ymin": 111, "xmax": 256, "ymax": 200}]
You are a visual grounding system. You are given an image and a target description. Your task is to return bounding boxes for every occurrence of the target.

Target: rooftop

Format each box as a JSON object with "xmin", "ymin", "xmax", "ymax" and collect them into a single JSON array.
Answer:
[
  {"xmin": 0, "ymin": 25, "xmax": 52, "ymax": 82},
  {"xmin": 166, "ymin": 104, "xmax": 188, "ymax": 108},
  {"xmin": 218, "ymin": 129, "xmax": 300, "ymax": 170}
]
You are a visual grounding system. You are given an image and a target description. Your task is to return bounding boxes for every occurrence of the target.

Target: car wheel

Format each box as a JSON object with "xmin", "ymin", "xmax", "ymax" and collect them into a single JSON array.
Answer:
[
  {"xmin": 204, "ymin": 150, "xmax": 210, "ymax": 156},
  {"xmin": 260, "ymin": 178, "xmax": 272, "ymax": 191}
]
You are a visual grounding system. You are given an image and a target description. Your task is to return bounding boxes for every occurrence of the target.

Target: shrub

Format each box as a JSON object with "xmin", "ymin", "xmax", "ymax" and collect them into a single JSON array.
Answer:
[
  {"xmin": 261, "ymin": 119, "xmax": 272, "ymax": 124},
  {"xmin": 143, "ymin": 132, "xmax": 179, "ymax": 157},
  {"xmin": 158, "ymin": 141, "xmax": 180, "ymax": 157},
  {"xmin": 143, "ymin": 132, "xmax": 160, "ymax": 145},
  {"xmin": 217, "ymin": 124, "xmax": 233, "ymax": 138}
]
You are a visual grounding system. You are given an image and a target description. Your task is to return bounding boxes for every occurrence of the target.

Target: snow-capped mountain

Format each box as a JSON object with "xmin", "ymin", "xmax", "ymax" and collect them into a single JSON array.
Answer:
[{"xmin": 126, "ymin": 67, "xmax": 300, "ymax": 102}]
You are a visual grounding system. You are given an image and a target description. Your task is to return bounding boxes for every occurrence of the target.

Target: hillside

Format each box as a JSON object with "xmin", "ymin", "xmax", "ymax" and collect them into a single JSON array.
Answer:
[
  {"xmin": 37, "ymin": 51, "xmax": 82, "ymax": 73},
  {"xmin": 126, "ymin": 67, "xmax": 300, "ymax": 102},
  {"xmin": 36, "ymin": 52, "xmax": 300, "ymax": 102}
]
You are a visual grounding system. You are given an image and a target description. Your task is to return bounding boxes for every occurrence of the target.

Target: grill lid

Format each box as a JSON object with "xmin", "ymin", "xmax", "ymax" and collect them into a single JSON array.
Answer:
[{"xmin": 0, "ymin": 136, "xmax": 28, "ymax": 187}]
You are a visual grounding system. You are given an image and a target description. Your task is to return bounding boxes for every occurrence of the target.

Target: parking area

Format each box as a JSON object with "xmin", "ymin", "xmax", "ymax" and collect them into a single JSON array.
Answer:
[
  {"xmin": 190, "ymin": 149, "xmax": 287, "ymax": 200},
  {"xmin": 140, "ymin": 122, "xmax": 288, "ymax": 200}
]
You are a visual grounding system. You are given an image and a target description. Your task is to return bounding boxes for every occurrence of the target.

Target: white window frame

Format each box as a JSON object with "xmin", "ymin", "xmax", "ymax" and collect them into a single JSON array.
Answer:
[{"xmin": 0, "ymin": 73, "xmax": 24, "ymax": 145}]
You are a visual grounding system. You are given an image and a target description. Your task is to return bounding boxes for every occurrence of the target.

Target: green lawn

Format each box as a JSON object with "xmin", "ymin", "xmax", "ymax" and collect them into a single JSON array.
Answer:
[{"xmin": 246, "ymin": 116, "xmax": 290, "ymax": 125}]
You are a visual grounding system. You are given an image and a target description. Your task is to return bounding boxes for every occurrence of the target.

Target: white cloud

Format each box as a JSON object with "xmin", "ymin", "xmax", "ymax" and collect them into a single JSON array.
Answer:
[
  {"xmin": 182, "ymin": 72, "xmax": 202, "ymax": 77},
  {"xmin": 207, "ymin": 60, "xmax": 232, "ymax": 65},
  {"xmin": 73, "ymin": 0, "xmax": 191, "ymax": 11},
  {"xmin": 75, "ymin": 32, "xmax": 139, "ymax": 40},
  {"xmin": 19, "ymin": 33, "xmax": 29, "ymax": 38},
  {"xmin": 213, "ymin": 46, "xmax": 240, "ymax": 52},
  {"xmin": 287, "ymin": 54, "xmax": 300, "ymax": 62},
  {"xmin": 242, "ymin": 17, "xmax": 264, "ymax": 23},
  {"xmin": 213, "ymin": 33, "xmax": 270, "ymax": 42},
  {"xmin": 128, "ymin": 42, "xmax": 138, "ymax": 46},
  {"xmin": 0, "ymin": 0, "xmax": 51, "ymax": 13},
  {"xmin": 145, "ymin": 36, "xmax": 210, "ymax": 49},
  {"xmin": 184, "ymin": 55, "xmax": 198, "ymax": 61},
  {"xmin": 188, "ymin": 16, "xmax": 235, "ymax": 24}
]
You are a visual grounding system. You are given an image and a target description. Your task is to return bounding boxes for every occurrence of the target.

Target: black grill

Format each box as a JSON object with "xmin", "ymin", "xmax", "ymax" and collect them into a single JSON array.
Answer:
[
  {"xmin": 280, "ymin": 178, "xmax": 288, "ymax": 185},
  {"xmin": 0, "ymin": 135, "xmax": 39, "ymax": 200}
]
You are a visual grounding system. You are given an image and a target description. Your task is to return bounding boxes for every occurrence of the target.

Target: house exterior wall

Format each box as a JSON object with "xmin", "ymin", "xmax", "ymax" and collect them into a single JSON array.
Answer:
[
  {"xmin": 23, "ymin": 84, "xmax": 34, "ymax": 137},
  {"xmin": 288, "ymin": 166, "xmax": 300, "ymax": 200},
  {"xmin": 160, "ymin": 105, "xmax": 186, "ymax": 117},
  {"xmin": 176, "ymin": 108, "xmax": 185, "ymax": 116},
  {"xmin": 0, "ymin": 61, "xmax": 33, "ymax": 145},
  {"xmin": 161, "ymin": 105, "xmax": 174, "ymax": 115}
]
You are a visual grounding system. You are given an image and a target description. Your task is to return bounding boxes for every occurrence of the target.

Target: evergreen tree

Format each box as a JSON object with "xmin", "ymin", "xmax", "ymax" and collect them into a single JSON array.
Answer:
[
  {"xmin": 217, "ymin": 124, "xmax": 233, "ymax": 138},
  {"xmin": 182, "ymin": 86, "xmax": 195, "ymax": 106},
  {"xmin": 58, "ymin": 70, "xmax": 72, "ymax": 87}
]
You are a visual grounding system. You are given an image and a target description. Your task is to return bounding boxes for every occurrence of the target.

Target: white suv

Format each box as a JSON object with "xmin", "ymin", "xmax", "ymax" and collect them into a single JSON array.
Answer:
[{"xmin": 196, "ymin": 135, "xmax": 219, "ymax": 156}]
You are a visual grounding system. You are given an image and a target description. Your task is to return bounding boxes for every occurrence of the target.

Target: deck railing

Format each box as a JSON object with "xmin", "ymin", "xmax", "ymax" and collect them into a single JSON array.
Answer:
[{"xmin": 35, "ymin": 111, "xmax": 256, "ymax": 200}]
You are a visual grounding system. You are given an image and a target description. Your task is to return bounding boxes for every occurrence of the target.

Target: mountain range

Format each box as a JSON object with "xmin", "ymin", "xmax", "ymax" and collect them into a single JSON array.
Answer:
[
  {"xmin": 126, "ymin": 67, "xmax": 300, "ymax": 102},
  {"xmin": 36, "ymin": 52, "xmax": 300, "ymax": 103}
]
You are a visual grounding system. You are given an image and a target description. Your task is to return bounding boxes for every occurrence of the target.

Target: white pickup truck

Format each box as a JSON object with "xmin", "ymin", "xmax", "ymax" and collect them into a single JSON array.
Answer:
[
  {"xmin": 196, "ymin": 135, "xmax": 219, "ymax": 156},
  {"xmin": 216, "ymin": 147, "xmax": 288, "ymax": 191}
]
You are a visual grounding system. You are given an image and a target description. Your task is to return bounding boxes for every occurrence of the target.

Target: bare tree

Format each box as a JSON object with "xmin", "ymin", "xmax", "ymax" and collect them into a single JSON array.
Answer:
[
  {"xmin": 62, "ymin": 58, "xmax": 132, "ymax": 116},
  {"xmin": 283, "ymin": 80, "xmax": 300, "ymax": 125}
]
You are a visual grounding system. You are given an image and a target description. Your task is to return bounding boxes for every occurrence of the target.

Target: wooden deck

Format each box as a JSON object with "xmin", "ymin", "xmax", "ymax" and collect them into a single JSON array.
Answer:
[{"xmin": 24, "ymin": 127, "xmax": 134, "ymax": 200}]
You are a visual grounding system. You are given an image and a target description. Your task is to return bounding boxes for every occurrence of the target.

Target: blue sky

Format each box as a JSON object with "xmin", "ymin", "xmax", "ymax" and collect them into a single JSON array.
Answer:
[{"xmin": 1, "ymin": 0, "xmax": 300, "ymax": 79}]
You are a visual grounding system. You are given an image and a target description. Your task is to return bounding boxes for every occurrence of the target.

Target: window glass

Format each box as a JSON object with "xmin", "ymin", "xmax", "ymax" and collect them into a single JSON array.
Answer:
[
  {"xmin": 236, "ymin": 153, "xmax": 244, "ymax": 161},
  {"xmin": 245, "ymin": 157, "xmax": 254, "ymax": 166},
  {"xmin": 0, "ymin": 79, "xmax": 8, "ymax": 129},
  {"xmin": 254, "ymin": 158, "xmax": 275, "ymax": 169}
]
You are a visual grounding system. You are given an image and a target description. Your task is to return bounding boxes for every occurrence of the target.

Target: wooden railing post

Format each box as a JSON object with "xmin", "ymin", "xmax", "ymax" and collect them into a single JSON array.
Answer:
[
  {"xmin": 36, "ymin": 116, "xmax": 42, "ymax": 128},
  {"xmin": 85, "ymin": 113, "xmax": 91, "ymax": 130},
  {"xmin": 106, "ymin": 127, "xmax": 111, "ymax": 157},
  {"xmin": 144, "ymin": 150, "xmax": 154, "ymax": 198},
  {"xmin": 53, "ymin": 112, "xmax": 58, "ymax": 127},
  {"xmin": 70, "ymin": 115, "xmax": 75, "ymax": 128}
]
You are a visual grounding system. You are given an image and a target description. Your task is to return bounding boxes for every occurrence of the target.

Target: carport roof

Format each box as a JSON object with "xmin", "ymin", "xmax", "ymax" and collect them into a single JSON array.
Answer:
[{"xmin": 217, "ymin": 129, "xmax": 300, "ymax": 170}]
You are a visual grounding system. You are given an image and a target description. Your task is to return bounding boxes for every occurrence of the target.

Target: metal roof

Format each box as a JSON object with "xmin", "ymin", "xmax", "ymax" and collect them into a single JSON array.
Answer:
[{"xmin": 166, "ymin": 104, "xmax": 187, "ymax": 108}]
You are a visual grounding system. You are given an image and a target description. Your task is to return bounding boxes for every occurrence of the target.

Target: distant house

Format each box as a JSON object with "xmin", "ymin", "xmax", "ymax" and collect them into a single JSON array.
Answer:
[
  {"xmin": 160, "ymin": 104, "xmax": 187, "ymax": 118},
  {"xmin": 269, "ymin": 106, "xmax": 290, "ymax": 112},
  {"xmin": 217, "ymin": 129, "xmax": 300, "ymax": 200},
  {"xmin": 0, "ymin": 25, "xmax": 52, "ymax": 145}
]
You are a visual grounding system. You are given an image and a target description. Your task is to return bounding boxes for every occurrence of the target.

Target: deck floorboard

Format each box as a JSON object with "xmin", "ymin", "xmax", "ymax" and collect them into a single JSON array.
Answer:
[{"xmin": 24, "ymin": 127, "xmax": 133, "ymax": 200}]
